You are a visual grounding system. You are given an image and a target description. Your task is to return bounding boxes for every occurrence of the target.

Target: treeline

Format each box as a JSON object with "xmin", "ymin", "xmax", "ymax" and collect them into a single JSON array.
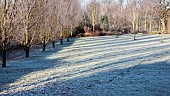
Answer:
[
  {"xmin": 0, "ymin": 0, "xmax": 82, "ymax": 67},
  {"xmin": 83, "ymin": 0, "xmax": 169, "ymax": 34},
  {"xmin": 77, "ymin": 0, "xmax": 169, "ymax": 42}
]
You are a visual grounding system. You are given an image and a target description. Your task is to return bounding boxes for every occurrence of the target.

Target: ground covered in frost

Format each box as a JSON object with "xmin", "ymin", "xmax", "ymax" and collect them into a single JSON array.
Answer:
[{"xmin": 0, "ymin": 34, "xmax": 170, "ymax": 96}]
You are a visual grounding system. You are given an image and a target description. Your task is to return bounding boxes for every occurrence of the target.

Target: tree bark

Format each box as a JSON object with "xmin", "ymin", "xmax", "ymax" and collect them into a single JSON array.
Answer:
[
  {"xmin": 24, "ymin": 13, "xmax": 30, "ymax": 57},
  {"xmin": 60, "ymin": 39, "xmax": 63, "ymax": 45},
  {"xmin": 2, "ymin": 0, "xmax": 7, "ymax": 67},
  {"xmin": 71, "ymin": 26, "xmax": 73, "ymax": 39},
  {"xmin": 25, "ymin": 47, "xmax": 30, "ymax": 57},
  {"xmin": 2, "ymin": 48, "xmax": 7, "ymax": 67},
  {"xmin": 93, "ymin": 24, "xmax": 95, "ymax": 35},
  {"xmin": 103, "ymin": 27, "xmax": 105, "ymax": 33},
  {"xmin": 144, "ymin": 14, "xmax": 147, "ymax": 31},
  {"xmin": 161, "ymin": 18, "xmax": 165, "ymax": 43},
  {"xmin": 116, "ymin": 34, "xmax": 119, "ymax": 38},
  {"xmin": 67, "ymin": 38, "xmax": 69, "ymax": 42},
  {"xmin": 52, "ymin": 41, "xmax": 55, "ymax": 48},
  {"xmin": 42, "ymin": 38, "xmax": 46, "ymax": 51},
  {"xmin": 91, "ymin": 3, "xmax": 96, "ymax": 35},
  {"xmin": 70, "ymin": 33, "xmax": 73, "ymax": 39},
  {"xmin": 134, "ymin": 33, "xmax": 136, "ymax": 40},
  {"xmin": 149, "ymin": 16, "xmax": 152, "ymax": 33}
]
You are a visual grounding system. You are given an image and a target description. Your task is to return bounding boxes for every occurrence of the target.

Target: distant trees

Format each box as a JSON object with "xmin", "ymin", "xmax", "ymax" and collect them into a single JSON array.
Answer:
[
  {"xmin": 57, "ymin": 0, "xmax": 82, "ymax": 43},
  {"xmin": 83, "ymin": 0, "xmax": 101, "ymax": 34},
  {"xmin": 67, "ymin": 0, "xmax": 82, "ymax": 39},
  {"xmin": 48, "ymin": 0, "xmax": 61, "ymax": 48},
  {"xmin": 90, "ymin": 0, "xmax": 98, "ymax": 34},
  {"xmin": 101, "ymin": 15, "xmax": 109, "ymax": 32},
  {"xmin": 126, "ymin": 0, "xmax": 139, "ymax": 40},
  {"xmin": 154, "ymin": 0, "xmax": 170, "ymax": 42},
  {"xmin": 83, "ymin": 0, "xmax": 169, "ymax": 37}
]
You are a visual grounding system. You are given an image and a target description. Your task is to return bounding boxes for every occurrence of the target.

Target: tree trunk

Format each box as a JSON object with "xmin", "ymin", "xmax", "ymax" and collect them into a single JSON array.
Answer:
[
  {"xmin": 103, "ymin": 28, "xmax": 105, "ymax": 33},
  {"xmin": 136, "ymin": 18, "xmax": 139, "ymax": 32},
  {"xmin": 2, "ymin": 0, "xmax": 7, "ymax": 67},
  {"xmin": 60, "ymin": 39, "xmax": 63, "ymax": 45},
  {"xmin": 161, "ymin": 18, "xmax": 165, "ymax": 43},
  {"xmin": 132, "ymin": 21, "xmax": 135, "ymax": 33},
  {"xmin": 52, "ymin": 41, "xmax": 55, "ymax": 48},
  {"xmin": 116, "ymin": 34, "xmax": 119, "ymax": 38},
  {"xmin": 71, "ymin": 26, "xmax": 73, "ymax": 39},
  {"xmin": 93, "ymin": 25, "xmax": 95, "ymax": 35},
  {"xmin": 2, "ymin": 48, "xmax": 7, "ymax": 67},
  {"xmin": 159, "ymin": 21, "xmax": 161, "ymax": 34},
  {"xmin": 102, "ymin": 23, "xmax": 105, "ymax": 33},
  {"xmin": 132, "ymin": 11, "xmax": 135, "ymax": 33},
  {"xmin": 134, "ymin": 30, "xmax": 137, "ymax": 40},
  {"xmin": 67, "ymin": 38, "xmax": 69, "ymax": 42},
  {"xmin": 25, "ymin": 47, "xmax": 30, "ymax": 57},
  {"xmin": 144, "ymin": 21, "xmax": 147, "ymax": 32},
  {"xmin": 161, "ymin": 32, "xmax": 163, "ymax": 43},
  {"xmin": 134, "ymin": 34, "xmax": 136, "ymax": 40},
  {"xmin": 70, "ymin": 33, "xmax": 73, "ymax": 39},
  {"xmin": 149, "ymin": 20, "xmax": 152, "ymax": 33},
  {"xmin": 42, "ymin": 39, "xmax": 46, "ymax": 51},
  {"xmin": 43, "ymin": 44, "xmax": 46, "ymax": 51}
]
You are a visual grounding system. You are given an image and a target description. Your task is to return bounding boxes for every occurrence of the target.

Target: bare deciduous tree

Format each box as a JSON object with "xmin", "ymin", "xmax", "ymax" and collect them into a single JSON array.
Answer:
[
  {"xmin": 154, "ymin": 0, "xmax": 170, "ymax": 42},
  {"xmin": 18, "ymin": 0, "xmax": 48, "ymax": 56},
  {"xmin": 0, "ymin": 0, "xmax": 18, "ymax": 67}
]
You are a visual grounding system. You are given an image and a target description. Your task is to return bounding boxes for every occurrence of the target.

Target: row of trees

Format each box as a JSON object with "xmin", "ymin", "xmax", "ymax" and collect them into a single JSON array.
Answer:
[
  {"xmin": 83, "ymin": 0, "xmax": 170, "ymax": 34},
  {"xmin": 0, "ymin": 0, "xmax": 82, "ymax": 67},
  {"xmin": 1, "ymin": 0, "xmax": 169, "ymax": 67}
]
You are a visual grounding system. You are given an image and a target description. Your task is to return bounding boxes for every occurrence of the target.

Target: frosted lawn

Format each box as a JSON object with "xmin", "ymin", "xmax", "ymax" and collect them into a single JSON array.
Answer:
[{"xmin": 0, "ymin": 34, "xmax": 170, "ymax": 96}]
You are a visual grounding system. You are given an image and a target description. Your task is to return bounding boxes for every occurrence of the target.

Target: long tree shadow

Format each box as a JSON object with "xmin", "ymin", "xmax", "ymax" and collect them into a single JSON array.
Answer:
[
  {"xmin": 3, "ymin": 59, "xmax": 170, "ymax": 96},
  {"xmin": 57, "ymin": 35, "xmax": 167, "ymax": 54},
  {"xmin": 1, "ymin": 35, "xmax": 170, "ymax": 95},
  {"xmin": 0, "ymin": 38, "xmax": 76, "ymax": 93}
]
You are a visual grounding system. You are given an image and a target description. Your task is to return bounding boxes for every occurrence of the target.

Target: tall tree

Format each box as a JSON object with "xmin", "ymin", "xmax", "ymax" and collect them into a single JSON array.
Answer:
[
  {"xmin": 0, "ymin": 0, "xmax": 18, "ymax": 67},
  {"xmin": 90, "ymin": 0, "xmax": 97, "ymax": 34},
  {"xmin": 155, "ymin": 0, "xmax": 170, "ymax": 42},
  {"xmin": 126, "ymin": 0, "xmax": 139, "ymax": 40},
  {"xmin": 48, "ymin": 0, "xmax": 61, "ymax": 48},
  {"xmin": 18, "ymin": 0, "xmax": 48, "ymax": 56}
]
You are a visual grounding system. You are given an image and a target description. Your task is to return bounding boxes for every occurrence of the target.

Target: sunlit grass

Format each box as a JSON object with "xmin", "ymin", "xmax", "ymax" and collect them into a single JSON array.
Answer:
[{"xmin": 1, "ymin": 34, "xmax": 170, "ymax": 95}]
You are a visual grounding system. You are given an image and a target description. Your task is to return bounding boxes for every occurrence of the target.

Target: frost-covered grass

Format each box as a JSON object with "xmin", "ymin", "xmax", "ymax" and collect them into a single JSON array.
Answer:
[{"xmin": 0, "ymin": 34, "xmax": 170, "ymax": 96}]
